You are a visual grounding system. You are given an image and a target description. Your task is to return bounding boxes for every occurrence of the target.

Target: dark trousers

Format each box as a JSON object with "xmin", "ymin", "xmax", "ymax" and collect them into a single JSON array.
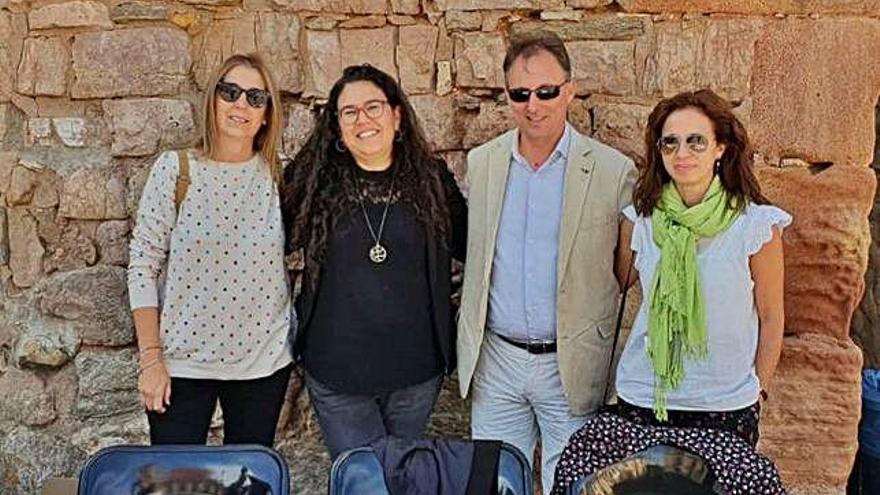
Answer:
[
  {"xmin": 147, "ymin": 365, "xmax": 292, "ymax": 447},
  {"xmin": 616, "ymin": 397, "xmax": 761, "ymax": 447},
  {"xmin": 305, "ymin": 371, "xmax": 443, "ymax": 459}
]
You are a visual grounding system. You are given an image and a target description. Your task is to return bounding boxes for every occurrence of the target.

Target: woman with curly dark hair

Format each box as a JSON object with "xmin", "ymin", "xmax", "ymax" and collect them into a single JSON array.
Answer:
[
  {"xmin": 280, "ymin": 65, "xmax": 467, "ymax": 459},
  {"xmin": 553, "ymin": 89, "xmax": 789, "ymax": 494}
]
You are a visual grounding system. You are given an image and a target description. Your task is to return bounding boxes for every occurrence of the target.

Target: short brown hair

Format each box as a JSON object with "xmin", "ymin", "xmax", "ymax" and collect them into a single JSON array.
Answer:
[
  {"xmin": 503, "ymin": 30, "xmax": 571, "ymax": 82},
  {"xmin": 202, "ymin": 53, "xmax": 282, "ymax": 183},
  {"xmin": 633, "ymin": 89, "xmax": 769, "ymax": 215}
]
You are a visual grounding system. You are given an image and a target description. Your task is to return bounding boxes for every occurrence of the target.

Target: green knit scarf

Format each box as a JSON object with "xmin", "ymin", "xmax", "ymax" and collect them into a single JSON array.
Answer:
[{"xmin": 648, "ymin": 177, "xmax": 740, "ymax": 421}]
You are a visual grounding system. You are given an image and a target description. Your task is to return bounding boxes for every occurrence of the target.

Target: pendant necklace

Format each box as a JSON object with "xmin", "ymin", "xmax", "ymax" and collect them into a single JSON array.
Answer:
[{"xmin": 354, "ymin": 165, "xmax": 397, "ymax": 264}]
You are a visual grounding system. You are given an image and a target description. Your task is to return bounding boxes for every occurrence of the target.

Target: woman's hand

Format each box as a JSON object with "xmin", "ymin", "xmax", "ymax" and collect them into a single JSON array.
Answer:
[{"xmin": 138, "ymin": 350, "xmax": 171, "ymax": 414}]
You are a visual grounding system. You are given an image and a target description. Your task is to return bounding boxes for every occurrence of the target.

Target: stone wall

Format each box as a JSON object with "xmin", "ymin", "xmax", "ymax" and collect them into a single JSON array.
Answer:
[{"xmin": 0, "ymin": 1, "xmax": 878, "ymax": 494}]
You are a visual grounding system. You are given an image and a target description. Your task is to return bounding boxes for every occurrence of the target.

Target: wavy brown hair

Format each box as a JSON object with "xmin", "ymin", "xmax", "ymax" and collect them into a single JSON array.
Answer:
[
  {"xmin": 633, "ymin": 89, "xmax": 769, "ymax": 216},
  {"xmin": 202, "ymin": 53, "xmax": 282, "ymax": 183},
  {"xmin": 280, "ymin": 65, "xmax": 450, "ymax": 287}
]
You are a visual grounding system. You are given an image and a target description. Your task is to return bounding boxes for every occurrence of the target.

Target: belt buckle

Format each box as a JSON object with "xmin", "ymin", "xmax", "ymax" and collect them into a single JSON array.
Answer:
[{"xmin": 526, "ymin": 339, "xmax": 553, "ymax": 354}]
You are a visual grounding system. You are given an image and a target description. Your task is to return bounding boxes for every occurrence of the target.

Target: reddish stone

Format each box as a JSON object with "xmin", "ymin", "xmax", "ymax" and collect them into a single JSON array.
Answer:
[
  {"xmin": 759, "ymin": 333, "xmax": 862, "ymax": 492},
  {"xmin": 751, "ymin": 18, "xmax": 880, "ymax": 165},
  {"xmin": 619, "ymin": 0, "xmax": 880, "ymax": 15},
  {"xmin": 757, "ymin": 164, "xmax": 875, "ymax": 339},
  {"xmin": 642, "ymin": 17, "xmax": 763, "ymax": 101}
]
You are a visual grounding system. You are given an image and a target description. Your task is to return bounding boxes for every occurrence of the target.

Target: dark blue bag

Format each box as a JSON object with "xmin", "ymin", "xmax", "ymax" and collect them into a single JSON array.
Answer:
[{"xmin": 77, "ymin": 444, "xmax": 289, "ymax": 495}]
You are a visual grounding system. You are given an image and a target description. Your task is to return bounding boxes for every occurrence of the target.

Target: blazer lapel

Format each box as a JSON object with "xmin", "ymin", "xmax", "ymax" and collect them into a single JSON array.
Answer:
[
  {"xmin": 557, "ymin": 132, "xmax": 596, "ymax": 288},
  {"xmin": 483, "ymin": 131, "xmax": 514, "ymax": 279}
]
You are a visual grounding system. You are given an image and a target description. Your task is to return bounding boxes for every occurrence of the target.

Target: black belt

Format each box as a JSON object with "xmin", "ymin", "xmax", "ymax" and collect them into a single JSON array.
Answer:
[{"xmin": 495, "ymin": 333, "xmax": 557, "ymax": 354}]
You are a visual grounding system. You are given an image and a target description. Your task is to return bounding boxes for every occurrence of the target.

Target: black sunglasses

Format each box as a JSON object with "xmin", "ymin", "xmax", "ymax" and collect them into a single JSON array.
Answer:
[
  {"xmin": 507, "ymin": 80, "xmax": 569, "ymax": 103},
  {"xmin": 656, "ymin": 133, "xmax": 711, "ymax": 155},
  {"xmin": 215, "ymin": 81, "xmax": 271, "ymax": 108}
]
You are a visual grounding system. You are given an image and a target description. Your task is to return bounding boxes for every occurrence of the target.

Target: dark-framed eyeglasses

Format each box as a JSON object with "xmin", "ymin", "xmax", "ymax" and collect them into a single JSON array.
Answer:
[
  {"xmin": 656, "ymin": 133, "xmax": 711, "ymax": 155},
  {"xmin": 215, "ymin": 80, "xmax": 271, "ymax": 109},
  {"xmin": 337, "ymin": 99, "xmax": 388, "ymax": 125},
  {"xmin": 506, "ymin": 79, "xmax": 570, "ymax": 103}
]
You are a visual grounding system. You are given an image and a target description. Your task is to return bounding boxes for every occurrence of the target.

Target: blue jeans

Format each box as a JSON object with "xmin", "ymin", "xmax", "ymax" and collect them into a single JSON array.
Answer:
[{"xmin": 304, "ymin": 371, "xmax": 443, "ymax": 459}]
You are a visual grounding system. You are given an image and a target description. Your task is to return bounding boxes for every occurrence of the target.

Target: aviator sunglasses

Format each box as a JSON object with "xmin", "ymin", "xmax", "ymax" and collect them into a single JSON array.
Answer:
[
  {"xmin": 656, "ymin": 133, "xmax": 711, "ymax": 155},
  {"xmin": 215, "ymin": 80, "xmax": 271, "ymax": 109},
  {"xmin": 506, "ymin": 79, "xmax": 569, "ymax": 103}
]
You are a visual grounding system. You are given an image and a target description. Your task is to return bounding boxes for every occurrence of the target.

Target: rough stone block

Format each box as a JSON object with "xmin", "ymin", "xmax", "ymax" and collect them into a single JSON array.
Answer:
[
  {"xmin": 643, "ymin": 17, "xmax": 763, "ymax": 101},
  {"xmin": 0, "ymin": 428, "xmax": 87, "ymax": 494},
  {"xmin": 454, "ymin": 32, "xmax": 506, "ymax": 89},
  {"xmin": 29, "ymin": 1, "xmax": 113, "ymax": 30},
  {"xmin": 590, "ymin": 100, "xmax": 653, "ymax": 165},
  {"xmin": 398, "ymin": 25, "xmax": 439, "ymax": 94},
  {"xmin": 568, "ymin": 40, "xmax": 637, "ymax": 96},
  {"xmin": 74, "ymin": 348, "xmax": 139, "ymax": 418},
  {"xmin": 40, "ymin": 266, "xmax": 134, "ymax": 346},
  {"xmin": 759, "ymin": 333, "xmax": 862, "ymax": 491},
  {"xmin": 757, "ymin": 164, "xmax": 875, "ymax": 339},
  {"xmin": 0, "ymin": 368, "xmax": 56, "ymax": 426},
  {"xmin": 751, "ymin": 19, "xmax": 880, "ymax": 165},
  {"xmin": 110, "ymin": 1, "xmax": 170, "ymax": 23},
  {"xmin": 103, "ymin": 98, "xmax": 197, "ymax": 157},
  {"xmin": 282, "ymin": 102, "xmax": 316, "ymax": 159},
  {"xmin": 72, "ymin": 27, "xmax": 191, "ymax": 98},
  {"xmin": 303, "ymin": 29, "xmax": 342, "ymax": 97},
  {"xmin": 340, "ymin": 27, "xmax": 398, "ymax": 81},
  {"xmin": 618, "ymin": 0, "xmax": 880, "ymax": 15},
  {"xmin": 33, "ymin": 210, "xmax": 98, "ymax": 274},
  {"xmin": 258, "ymin": 13, "xmax": 303, "ymax": 94},
  {"xmin": 0, "ymin": 11, "xmax": 27, "ymax": 102},
  {"xmin": 463, "ymin": 100, "xmax": 512, "ymax": 148},
  {"xmin": 95, "ymin": 220, "xmax": 130, "ymax": 266},
  {"xmin": 392, "ymin": 0, "xmax": 420, "ymax": 14},
  {"xmin": 435, "ymin": 0, "xmax": 562, "ymax": 10},
  {"xmin": 446, "ymin": 10, "xmax": 482, "ymax": 31},
  {"xmin": 272, "ymin": 0, "xmax": 387, "ymax": 14},
  {"xmin": 58, "ymin": 166, "xmax": 128, "ymax": 220},
  {"xmin": 410, "ymin": 94, "xmax": 468, "ymax": 152},
  {"xmin": 16, "ymin": 37, "xmax": 68, "ymax": 97},
  {"xmin": 11, "ymin": 318, "xmax": 80, "ymax": 369},
  {"xmin": 192, "ymin": 16, "xmax": 258, "ymax": 90},
  {"xmin": 511, "ymin": 15, "xmax": 649, "ymax": 41},
  {"xmin": 7, "ymin": 208, "xmax": 43, "ymax": 288}
]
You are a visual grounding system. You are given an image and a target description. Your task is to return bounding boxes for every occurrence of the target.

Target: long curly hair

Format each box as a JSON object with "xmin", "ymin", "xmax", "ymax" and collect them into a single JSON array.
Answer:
[
  {"xmin": 280, "ymin": 65, "xmax": 450, "ymax": 286},
  {"xmin": 633, "ymin": 89, "xmax": 769, "ymax": 216}
]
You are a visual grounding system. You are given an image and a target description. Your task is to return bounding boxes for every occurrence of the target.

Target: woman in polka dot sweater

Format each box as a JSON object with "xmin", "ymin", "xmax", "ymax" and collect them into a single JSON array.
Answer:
[{"xmin": 128, "ymin": 54, "xmax": 292, "ymax": 447}]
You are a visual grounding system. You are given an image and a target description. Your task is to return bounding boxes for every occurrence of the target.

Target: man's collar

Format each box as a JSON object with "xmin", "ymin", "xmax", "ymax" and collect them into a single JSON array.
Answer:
[{"xmin": 511, "ymin": 123, "xmax": 572, "ymax": 168}]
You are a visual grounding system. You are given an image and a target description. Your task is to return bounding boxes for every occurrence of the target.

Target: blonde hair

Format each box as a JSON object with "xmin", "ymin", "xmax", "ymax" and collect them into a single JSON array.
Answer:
[{"xmin": 202, "ymin": 53, "xmax": 282, "ymax": 183}]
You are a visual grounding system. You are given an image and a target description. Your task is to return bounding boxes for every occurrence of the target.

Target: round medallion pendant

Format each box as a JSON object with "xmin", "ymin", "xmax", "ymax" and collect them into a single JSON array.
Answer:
[{"xmin": 369, "ymin": 244, "xmax": 388, "ymax": 263}]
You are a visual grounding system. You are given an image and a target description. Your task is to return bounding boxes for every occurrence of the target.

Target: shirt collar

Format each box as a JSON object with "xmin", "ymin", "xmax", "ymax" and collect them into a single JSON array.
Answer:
[{"xmin": 511, "ymin": 123, "xmax": 572, "ymax": 170}]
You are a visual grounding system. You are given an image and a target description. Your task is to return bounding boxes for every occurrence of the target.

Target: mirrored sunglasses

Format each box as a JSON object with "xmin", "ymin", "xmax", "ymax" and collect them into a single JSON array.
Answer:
[{"xmin": 656, "ymin": 133, "xmax": 711, "ymax": 155}]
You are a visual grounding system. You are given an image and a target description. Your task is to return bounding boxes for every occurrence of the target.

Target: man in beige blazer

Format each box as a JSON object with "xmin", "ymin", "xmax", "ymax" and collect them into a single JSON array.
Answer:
[{"xmin": 457, "ymin": 31, "xmax": 637, "ymax": 493}]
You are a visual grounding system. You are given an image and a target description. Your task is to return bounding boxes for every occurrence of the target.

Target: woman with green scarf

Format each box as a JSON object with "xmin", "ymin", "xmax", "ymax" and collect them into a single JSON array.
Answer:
[{"xmin": 553, "ymin": 89, "xmax": 789, "ymax": 495}]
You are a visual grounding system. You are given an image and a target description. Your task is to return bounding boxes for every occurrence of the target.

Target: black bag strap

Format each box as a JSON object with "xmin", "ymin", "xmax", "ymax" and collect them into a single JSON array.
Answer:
[{"xmin": 603, "ymin": 257, "xmax": 635, "ymax": 403}]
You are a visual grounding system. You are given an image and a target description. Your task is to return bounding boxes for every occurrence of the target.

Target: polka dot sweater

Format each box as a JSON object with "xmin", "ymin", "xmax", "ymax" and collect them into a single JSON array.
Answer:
[{"xmin": 128, "ymin": 150, "xmax": 292, "ymax": 380}]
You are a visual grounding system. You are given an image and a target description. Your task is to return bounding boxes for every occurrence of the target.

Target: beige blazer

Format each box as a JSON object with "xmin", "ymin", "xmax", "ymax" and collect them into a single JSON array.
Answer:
[{"xmin": 457, "ymin": 127, "xmax": 637, "ymax": 415}]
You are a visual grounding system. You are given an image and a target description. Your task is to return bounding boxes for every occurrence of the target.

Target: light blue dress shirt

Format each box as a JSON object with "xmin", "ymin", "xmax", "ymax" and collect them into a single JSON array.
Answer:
[{"xmin": 487, "ymin": 124, "xmax": 571, "ymax": 342}]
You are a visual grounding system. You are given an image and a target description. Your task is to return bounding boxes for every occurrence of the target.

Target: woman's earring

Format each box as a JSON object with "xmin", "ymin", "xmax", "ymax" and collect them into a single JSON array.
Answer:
[
  {"xmin": 714, "ymin": 159, "xmax": 721, "ymax": 174},
  {"xmin": 335, "ymin": 138, "xmax": 347, "ymax": 153},
  {"xmin": 394, "ymin": 129, "xmax": 403, "ymax": 143}
]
